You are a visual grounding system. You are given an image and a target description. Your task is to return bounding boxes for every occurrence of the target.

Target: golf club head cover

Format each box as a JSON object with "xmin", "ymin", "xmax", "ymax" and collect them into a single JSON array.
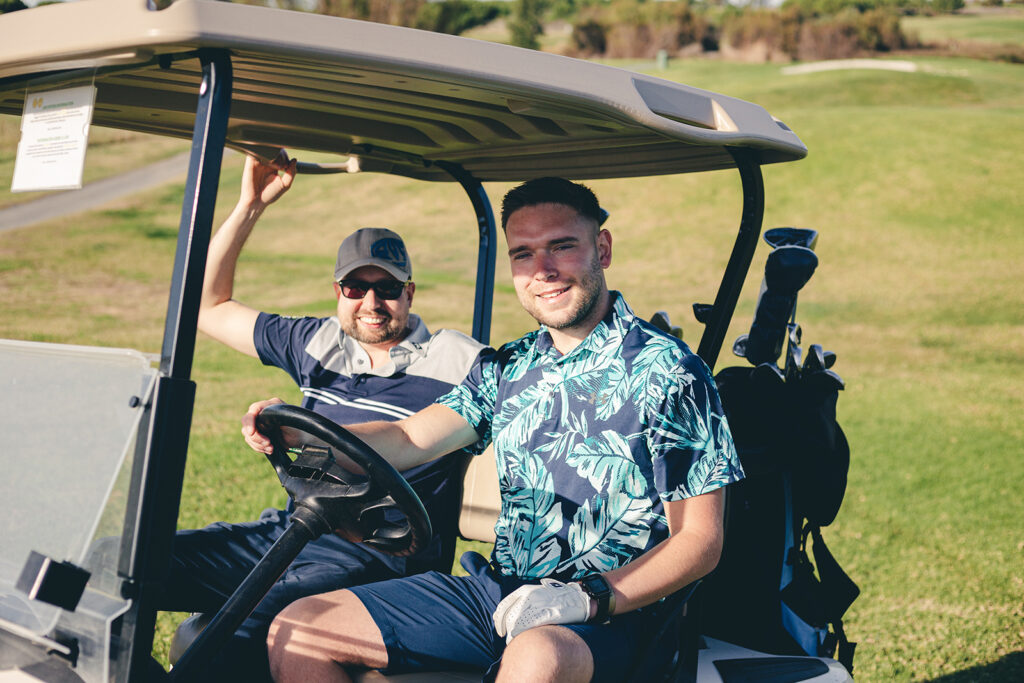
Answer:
[
  {"xmin": 492, "ymin": 578, "xmax": 591, "ymax": 643},
  {"xmin": 743, "ymin": 246, "xmax": 818, "ymax": 365},
  {"xmin": 765, "ymin": 246, "xmax": 818, "ymax": 293},
  {"xmin": 763, "ymin": 227, "xmax": 819, "ymax": 251}
]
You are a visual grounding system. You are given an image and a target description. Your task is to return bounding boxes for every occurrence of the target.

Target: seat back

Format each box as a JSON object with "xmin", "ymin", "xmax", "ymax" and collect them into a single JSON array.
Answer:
[{"xmin": 458, "ymin": 446, "xmax": 499, "ymax": 544}]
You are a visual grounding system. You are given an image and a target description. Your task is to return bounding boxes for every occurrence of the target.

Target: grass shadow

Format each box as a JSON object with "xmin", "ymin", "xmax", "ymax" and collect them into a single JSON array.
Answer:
[{"xmin": 926, "ymin": 651, "xmax": 1024, "ymax": 683}]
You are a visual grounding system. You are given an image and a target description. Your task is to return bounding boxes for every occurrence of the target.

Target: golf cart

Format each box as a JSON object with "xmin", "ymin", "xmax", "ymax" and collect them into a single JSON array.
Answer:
[{"xmin": 0, "ymin": 0, "xmax": 854, "ymax": 680}]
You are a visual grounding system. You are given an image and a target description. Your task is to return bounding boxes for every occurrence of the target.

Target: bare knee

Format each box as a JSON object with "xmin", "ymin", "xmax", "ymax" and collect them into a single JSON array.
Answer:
[
  {"xmin": 496, "ymin": 626, "xmax": 593, "ymax": 683},
  {"xmin": 267, "ymin": 590, "xmax": 387, "ymax": 682}
]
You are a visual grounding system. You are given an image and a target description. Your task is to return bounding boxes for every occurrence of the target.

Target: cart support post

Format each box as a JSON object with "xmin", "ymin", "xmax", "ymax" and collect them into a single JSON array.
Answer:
[
  {"xmin": 122, "ymin": 49, "xmax": 233, "ymax": 681},
  {"xmin": 435, "ymin": 162, "xmax": 496, "ymax": 346},
  {"xmin": 696, "ymin": 148, "xmax": 765, "ymax": 371},
  {"xmin": 160, "ymin": 50, "xmax": 233, "ymax": 380}
]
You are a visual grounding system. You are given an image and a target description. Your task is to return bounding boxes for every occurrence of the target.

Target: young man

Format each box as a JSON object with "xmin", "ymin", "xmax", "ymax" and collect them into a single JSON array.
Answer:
[
  {"xmin": 163, "ymin": 153, "xmax": 485, "ymax": 681},
  {"xmin": 249, "ymin": 176, "xmax": 744, "ymax": 683}
]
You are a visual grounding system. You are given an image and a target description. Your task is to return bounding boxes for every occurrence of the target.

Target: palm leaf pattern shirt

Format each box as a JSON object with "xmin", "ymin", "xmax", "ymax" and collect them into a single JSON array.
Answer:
[{"xmin": 437, "ymin": 293, "xmax": 744, "ymax": 581}]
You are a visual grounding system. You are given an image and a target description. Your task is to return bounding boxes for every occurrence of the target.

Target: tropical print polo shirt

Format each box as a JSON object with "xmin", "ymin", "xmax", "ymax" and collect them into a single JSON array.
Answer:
[{"xmin": 437, "ymin": 293, "xmax": 743, "ymax": 581}]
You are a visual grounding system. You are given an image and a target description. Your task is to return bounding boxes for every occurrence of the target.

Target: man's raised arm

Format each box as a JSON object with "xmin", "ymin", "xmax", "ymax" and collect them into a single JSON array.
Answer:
[
  {"xmin": 198, "ymin": 152, "xmax": 297, "ymax": 357},
  {"xmin": 242, "ymin": 398, "xmax": 481, "ymax": 473}
]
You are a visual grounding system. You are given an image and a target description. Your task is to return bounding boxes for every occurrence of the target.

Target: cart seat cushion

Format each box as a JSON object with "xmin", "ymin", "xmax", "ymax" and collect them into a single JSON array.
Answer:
[{"xmin": 459, "ymin": 446, "xmax": 499, "ymax": 543}]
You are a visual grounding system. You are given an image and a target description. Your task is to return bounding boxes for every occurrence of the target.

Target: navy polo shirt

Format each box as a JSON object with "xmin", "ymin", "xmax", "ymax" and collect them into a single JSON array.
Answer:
[{"xmin": 254, "ymin": 312, "xmax": 485, "ymax": 570}]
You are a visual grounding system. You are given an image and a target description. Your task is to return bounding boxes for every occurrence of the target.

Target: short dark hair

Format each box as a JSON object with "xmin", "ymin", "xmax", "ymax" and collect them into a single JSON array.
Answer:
[{"xmin": 501, "ymin": 177, "xmax": 603, "ymax": 230}]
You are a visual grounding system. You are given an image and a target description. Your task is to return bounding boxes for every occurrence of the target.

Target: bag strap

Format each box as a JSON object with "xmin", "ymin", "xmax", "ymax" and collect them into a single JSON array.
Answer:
[
  {"xmin": 805, "ymin": 523, "xmax": 859, "ymax": 672},
  {"xmin": 809, "ymin": 525, "xmax": 860, "ymax": 620}
]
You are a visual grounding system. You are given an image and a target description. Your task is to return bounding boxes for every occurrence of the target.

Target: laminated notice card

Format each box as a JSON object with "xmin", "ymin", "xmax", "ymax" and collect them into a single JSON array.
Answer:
[{"xmin": 11, "ymin": 85, "xmax": 97, "ymax": 192}]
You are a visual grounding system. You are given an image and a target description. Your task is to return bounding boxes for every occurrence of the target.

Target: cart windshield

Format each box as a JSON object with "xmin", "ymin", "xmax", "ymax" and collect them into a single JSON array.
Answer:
[{"xmin": 0, "ymin": 340, "xmax": 156, "ymax": 636}]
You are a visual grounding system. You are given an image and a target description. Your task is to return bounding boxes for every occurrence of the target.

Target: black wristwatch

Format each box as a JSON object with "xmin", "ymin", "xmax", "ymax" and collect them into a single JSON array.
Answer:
[{"xmin": 578, "ymin": 574, "xmax": 615, "ymax": 623}]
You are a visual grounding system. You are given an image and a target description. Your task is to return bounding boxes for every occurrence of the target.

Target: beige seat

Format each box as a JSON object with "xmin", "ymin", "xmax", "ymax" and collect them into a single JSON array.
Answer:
[{"xmin": 455, "ymin": 445, "xmax": 500, "ymax": 544}]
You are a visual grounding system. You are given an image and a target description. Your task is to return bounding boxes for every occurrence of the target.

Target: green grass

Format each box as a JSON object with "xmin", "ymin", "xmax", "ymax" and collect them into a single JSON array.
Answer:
[
  {"xmin": 903, "ymin": 7, "xmax": 1024, "ymax": 47},
  {"xmin": 2, "ymin": 55, "xmax": 1023, "ymax": 680}
]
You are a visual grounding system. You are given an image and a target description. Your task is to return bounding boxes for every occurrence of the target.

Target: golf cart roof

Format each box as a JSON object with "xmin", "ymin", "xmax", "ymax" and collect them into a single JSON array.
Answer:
[{"xmin": 0, "ymin": 0, "xmax": 805, "ymax": 182}]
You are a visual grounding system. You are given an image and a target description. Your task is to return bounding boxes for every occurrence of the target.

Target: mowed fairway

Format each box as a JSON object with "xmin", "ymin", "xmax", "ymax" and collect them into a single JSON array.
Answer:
[
  {"xmin": 903, "ymin": 7, "xmax": 1024, "ymax": 47},
  {"xmin": 1, "ymin": 55, "xmax": 1021, "ymax": 681}
]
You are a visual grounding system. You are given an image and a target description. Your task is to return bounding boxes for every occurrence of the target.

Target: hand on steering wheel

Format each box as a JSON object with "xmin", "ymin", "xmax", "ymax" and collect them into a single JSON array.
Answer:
[
  {"xmin": 242, "ymin": 397, "xmax": 285, "ymax": 454},
  {"xmin": 250, "ymin": 403, "xmax": 431, "ymax": 556}
]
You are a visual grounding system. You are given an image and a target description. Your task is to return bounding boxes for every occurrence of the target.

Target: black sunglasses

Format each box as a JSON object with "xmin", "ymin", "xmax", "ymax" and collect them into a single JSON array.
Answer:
[{"xmin": 337, "ymin": 278, "xmax": 410, "ymax": 300}]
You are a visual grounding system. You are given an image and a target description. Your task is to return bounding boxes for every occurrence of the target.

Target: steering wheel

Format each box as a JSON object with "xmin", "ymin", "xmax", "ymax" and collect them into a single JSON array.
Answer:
[{"xmin": 255, "ymin": 403, "xmax": 431, "ymax": 556}]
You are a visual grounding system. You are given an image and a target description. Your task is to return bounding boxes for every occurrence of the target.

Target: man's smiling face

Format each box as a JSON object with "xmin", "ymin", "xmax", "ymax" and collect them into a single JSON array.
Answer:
[
  {"xmin": 505, "ymin": 202, "xmax": 612, "ymax": 341},
  {"xmin": 334, "ymin": 265, "xmax": 413, "ymax": 346}
]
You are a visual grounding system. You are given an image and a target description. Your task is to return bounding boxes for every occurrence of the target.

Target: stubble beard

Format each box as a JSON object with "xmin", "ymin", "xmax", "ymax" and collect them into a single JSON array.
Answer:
[
  {"xmin": 523, "ymin": 253, "xmax": 606, "ymax": 331},
  {"xmin": 340, "ymin": 312, "xmax": 407, "ymax": 345}
]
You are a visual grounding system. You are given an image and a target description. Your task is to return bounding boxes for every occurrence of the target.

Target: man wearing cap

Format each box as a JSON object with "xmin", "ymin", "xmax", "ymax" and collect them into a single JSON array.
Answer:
[{"xmin": 163, "ymin": 153, "xmax": 485, "ymax": 681}]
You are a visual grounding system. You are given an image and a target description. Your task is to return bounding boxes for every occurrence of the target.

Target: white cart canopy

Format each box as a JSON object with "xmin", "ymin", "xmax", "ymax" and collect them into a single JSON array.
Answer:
[{"xmin": 0, "ymin": 0, "xmax": 805, "ymax": 182}]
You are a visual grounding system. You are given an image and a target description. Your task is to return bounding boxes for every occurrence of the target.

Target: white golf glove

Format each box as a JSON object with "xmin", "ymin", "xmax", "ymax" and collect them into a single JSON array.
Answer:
[{"xmin": 492, "ymin": 578, "xmax": 591, "ymax": 643}]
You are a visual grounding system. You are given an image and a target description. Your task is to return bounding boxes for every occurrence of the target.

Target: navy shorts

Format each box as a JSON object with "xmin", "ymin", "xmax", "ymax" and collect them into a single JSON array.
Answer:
[
  {"xmin": 350, "ymin": 553, "xmax": 668, "ymax": 683},
  {"xmin": 159, "ymin": 507, "xmax": 412, "ymax": 682}
]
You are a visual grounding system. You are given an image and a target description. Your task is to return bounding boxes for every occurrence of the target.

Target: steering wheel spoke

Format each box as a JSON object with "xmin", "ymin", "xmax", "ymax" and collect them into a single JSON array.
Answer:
[{"xmin": 255, "ymin": 404, "xmax": 431, "ymax": 556}]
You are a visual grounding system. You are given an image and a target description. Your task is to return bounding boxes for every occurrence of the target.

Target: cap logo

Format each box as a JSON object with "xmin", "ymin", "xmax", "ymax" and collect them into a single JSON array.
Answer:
[{"xmin": 371, "ymin": 238, "xmax": 408, "ymax": 271}]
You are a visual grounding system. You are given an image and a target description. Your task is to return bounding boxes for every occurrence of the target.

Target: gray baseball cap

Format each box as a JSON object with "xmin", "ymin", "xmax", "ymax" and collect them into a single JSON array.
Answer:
[{"xmin": 334, "ymin": 227, "xmax": 412, "ymax": 282}]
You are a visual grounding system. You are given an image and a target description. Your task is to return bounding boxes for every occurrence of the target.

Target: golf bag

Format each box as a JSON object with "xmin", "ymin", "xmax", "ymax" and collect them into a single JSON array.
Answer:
[{"xmin": 698, "ymin": 228, "xmax": 859, "ymax": 673}]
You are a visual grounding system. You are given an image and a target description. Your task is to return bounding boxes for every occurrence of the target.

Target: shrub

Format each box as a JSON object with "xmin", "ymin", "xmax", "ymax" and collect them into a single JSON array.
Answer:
[
  {"xmin": 570, "ymin": 0, "xmax": 714, "ymax": 58},
  {"xmin": 314, "ymin": 0, "xmax": 506, "ymax": 35},
  {"xmin": 550, "ymin": 0, "xmax": 606, "ymax": 21},
  {"xmin": 782, "ymin": 0, "xmax": 949, "ymax": 17},
  {"xmin": 567, "ymin": 0, "xmax": 916, "ymax": 60},
  {"xmin": 317, "ymin": 0, "xmax": 425, "ymax": 27},
  {"xmin": 930, "ymin": 0, "xmax": 965, "ymax": 12},
  {"xmin": 721, "ymin": 7, "xmax": 802, "ymax": 61},
  {"xmin": 509, "ymin": 0, "xmax": 544, "ymax": 49},
  {"xmin": 796, "ymin": 13, "xmax": 862, "ymax": 59},
  {"xmin": 794, "ymin": 7, "xmax": 912, "ymax": 59},
  {"xmin": 861, "ymin": 7, "xmax": 912, "ymax": 50},
  {"xmin": 721, "ymin": 3, "xmax": 910, "ymax": 61},
  {"xmin": 413, "ymin": 0, "xmax": 505, "ymax": 35},
  {"xmin": 0, "ymin": 0, "xmax": 28, "ymax": 13},
  {"xmin": 571, "ymin": 18, "xmax": 607, "ymax": 56}
]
